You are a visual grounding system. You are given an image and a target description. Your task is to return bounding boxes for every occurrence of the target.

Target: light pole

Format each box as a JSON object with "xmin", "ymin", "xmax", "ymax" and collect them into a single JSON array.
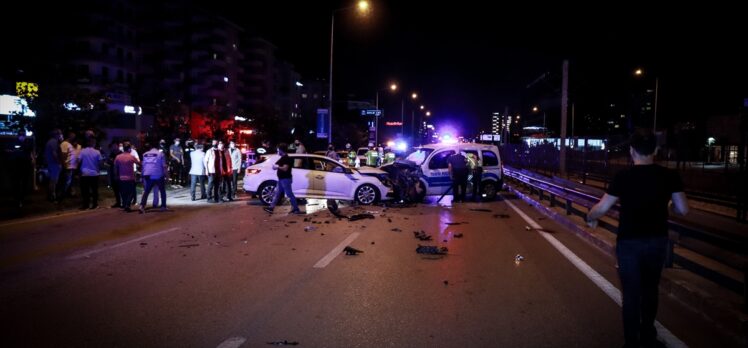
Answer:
[
  {"xmin": 634, "ymin": 68, "xmax": 659, "ymax": 131},
  {"xmin": 374, "ymin": 83, "xmax": 398, "ymax": 145},
  {"xmin": 329, "ymin": 1, "xmax": 370, "ymax": 144}
]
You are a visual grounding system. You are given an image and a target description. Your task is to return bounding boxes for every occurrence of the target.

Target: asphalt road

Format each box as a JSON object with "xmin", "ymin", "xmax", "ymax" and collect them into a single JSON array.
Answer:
[{"xmin": 0, "ymin": 192, "xmax": 736, "ymax": 347}]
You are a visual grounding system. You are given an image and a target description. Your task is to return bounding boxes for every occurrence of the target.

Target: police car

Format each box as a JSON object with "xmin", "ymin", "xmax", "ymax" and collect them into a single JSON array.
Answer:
[{"xmin": 401, "ymin": 143, "xmax": 503, "ymax": 200}]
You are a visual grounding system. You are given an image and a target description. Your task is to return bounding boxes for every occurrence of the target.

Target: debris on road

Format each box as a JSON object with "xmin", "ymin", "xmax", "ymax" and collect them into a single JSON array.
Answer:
[
  {"xmin": 493, "ymin": 214, "xmax": 511, "ymax": 219},
  {"xmin": 443, "ymin": 280, "xmax": 449, "ymax": 285},
  {"xmin": 416, "ymin": 245, "xmax": 448, "ymax": 255},
  {"xmin": 285, "ymin": 235, "xmax": 289, "ymax": 238},
  {"xmin": 179, "ymin": 244, "xmax": 200, "ymax": 248},
  {"xmin": 444, "ymin": 222, "xmax": 465, "ymax": 226},
  {"xmin": 139, "ymin": 242, "xmax": 147, "ymax": 246},
  {"xmin": 391, "ymin": 228, "xmax": 402, "ymax": 232},
  {"xmin": 388, "ymin": 218, "xmax": 392, "ymax": 223},
  {"xmin": 348, "ymin": 213, "xmax": 375, "ymax": 221},
  {"xmin": 267, "ymin": 340, "xmax": 299, "ymax": 346},
  {"xmin": 287, "ymin": 221, "xmax": 297, "ymax": 224},
  {"xmin": 413, "ymin": 230, "xmax": 432, "ymax": 241},
  {"xmin": 469, "ymin": 208, "xmax": 492, "ymax": 212},
  {"xmin": 304, "ymin": 226, "xmax": 317, "ymax": 232},
  {"xmin": 515, "ymin": 254, "xmax": 525, "ymax": 262},
  {"xmin": 524, "ymin": 226, "xmax": 532, "ymax": 231},
  {"xmin": 371, "ymin": 241, "xmax": 375, "ymax": 245},
  {"xmin": 443, "ymin": 239, "xmax": 448, "ymax": 242},
  {"xmin": 454, "ymin": 233, "xmax": 464, "ymax": 238},
  {"xmin": 343, "ymin": 246, "xmax": 363, "ymax": 255},
  {"xmin": 303, "ymin": 218, "xmax": 310, "ymax": 222}
]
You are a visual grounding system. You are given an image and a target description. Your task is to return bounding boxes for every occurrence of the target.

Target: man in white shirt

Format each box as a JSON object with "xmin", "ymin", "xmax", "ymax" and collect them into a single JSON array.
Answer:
[{"xmin": 189, "ymin": 144, "xmax": 207, "ymax": 201}]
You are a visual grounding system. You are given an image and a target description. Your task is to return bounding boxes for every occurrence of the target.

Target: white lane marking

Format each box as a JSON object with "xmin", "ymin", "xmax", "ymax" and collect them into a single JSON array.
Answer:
[
  {"xmin": 503, "ymin": 197, "xmax": 687, "ymax": 348},
  {"xmin": 216, "ymin": 336, "xmax": 246, "ymax": 348},
  {"xmin": 0, "ymin": 209, "xmax": 94, "ymax": 228},
  {"xmin": 67, "ymin": 227, "xmax": 180, "ymax": 260},
  {"xmin": 313, "ymin": 232, "xmax": 361, "ymax": 268}
]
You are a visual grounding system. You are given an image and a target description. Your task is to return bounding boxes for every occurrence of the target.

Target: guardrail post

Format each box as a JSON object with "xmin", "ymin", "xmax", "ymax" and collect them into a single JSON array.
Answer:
[
  {"xmin": 566, "ymin": 199, "xmax": 572, "ymax": 215},
  {"xmin": 664, "ymin": 239, "xmax": 674, "ymax": 268},
  {"xmin": 538, "ymin": 189, "xmax": 544, "ymax": 201},
  {"xmin": 550, "ymin": 194, "xmax": 556, "ymax": 207}
]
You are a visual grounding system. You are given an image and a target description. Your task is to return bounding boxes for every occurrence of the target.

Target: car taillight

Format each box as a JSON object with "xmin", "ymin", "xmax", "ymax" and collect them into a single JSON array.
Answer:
[{"xmin": 247, "ymin": 169, "xmax": 261, "ymax": 175}]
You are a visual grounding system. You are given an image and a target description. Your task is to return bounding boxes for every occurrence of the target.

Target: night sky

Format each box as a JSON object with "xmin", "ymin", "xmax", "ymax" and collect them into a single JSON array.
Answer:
[
  {"xmin": 207, "ymin": 1, "xmax": 747, "ymax": 135},
  {"xmin": 7, "ymin": 1, "xmax": 747, "ymax": 136}
]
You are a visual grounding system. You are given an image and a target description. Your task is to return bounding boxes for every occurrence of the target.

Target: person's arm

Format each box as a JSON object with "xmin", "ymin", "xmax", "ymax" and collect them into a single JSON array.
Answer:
[
  {"xmin": 161, "ymin": 154, "xmax": 168, "ymax": 173},
  {"xmin": 586, "ymin": 194, "xmax": 619, "ymax": 228},
  {"xmin": 670, "ymin": 192, "xmax": 689, "ymax": 216}
]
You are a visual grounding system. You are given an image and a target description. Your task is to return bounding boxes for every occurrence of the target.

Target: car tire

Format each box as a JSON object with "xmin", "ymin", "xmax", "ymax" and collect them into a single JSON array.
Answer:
[
  {"xmin": 481, "ymin": 180, "xmax": 498, "ymax": 201},
  {"xmin": 257, "ymin": 181, "xmax": 278, "ymax": 206},
  {"xmin": 354, "ymin": 184, "xmax": 380, "ymax": 205}
]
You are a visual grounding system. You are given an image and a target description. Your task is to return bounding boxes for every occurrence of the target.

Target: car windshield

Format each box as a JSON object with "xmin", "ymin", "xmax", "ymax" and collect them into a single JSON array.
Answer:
[{"xmin": 405, "ymin": 148, "xmax": 433, "ymax": 165}]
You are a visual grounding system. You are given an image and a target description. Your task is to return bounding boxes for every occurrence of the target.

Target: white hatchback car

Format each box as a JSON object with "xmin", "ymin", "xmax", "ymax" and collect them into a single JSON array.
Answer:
[{"xmin": 243, "ymin": 153, "xmax": 394, "ymax": 205}]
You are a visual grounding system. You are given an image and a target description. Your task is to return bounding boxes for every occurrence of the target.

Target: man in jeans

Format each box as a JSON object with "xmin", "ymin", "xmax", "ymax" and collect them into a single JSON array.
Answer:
[
  {"xmin": 263, "ymin": 143, "xmax": 302, "ymax": 215},
  {"xmin": 587, "ymin": 130, "xmax": 689, "ymax": 348},
  {"xmin": 229, "ymin": 141, "xmax": 242, "ymax": 200},
  {"xmin": 114, "ymin": 143, "xmax": 140, "ymax": 212},
  {"xmin": 78, "ymin": 138, "xmax": 103, "ymax": 210},
  {"xmin": 139, "ymin": 141, "xmax": 169, "ymax": 213},
  {"xmin": 189, "ymin": 143, "xmax": 207, "ymax": 201}
]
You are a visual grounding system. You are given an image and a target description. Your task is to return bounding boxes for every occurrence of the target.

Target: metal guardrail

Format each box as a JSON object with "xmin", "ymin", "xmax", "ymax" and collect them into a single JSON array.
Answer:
[{"xmin": 502, "ymin": 165, "xmax": 747, "ymax": 305}]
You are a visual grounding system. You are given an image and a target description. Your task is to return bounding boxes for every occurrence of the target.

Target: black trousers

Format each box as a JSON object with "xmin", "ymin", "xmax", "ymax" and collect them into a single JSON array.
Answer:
[
  {"xmin": 80, "ymin": 176, "xmax": 99, "ymax": 208},
  {"xmin": 451, "ymin": 169, "xmax": 468, "ymax": 202},
  {"xmin": 616, "ymin": 237, "xmax": 668, "ymax": 346}
]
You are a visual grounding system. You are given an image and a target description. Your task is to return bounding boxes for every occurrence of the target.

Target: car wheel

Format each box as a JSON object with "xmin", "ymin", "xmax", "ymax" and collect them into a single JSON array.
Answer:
[
  {"xmin": 481, "ymin": 180, "xmax": 498, "ymax": 201},
  {"xmin": 257, "ymin": 181, "xmax": 277, "ymax": 205},
  {"xmin": 354, "ymin": 184, "xmax": 379, "ymax": 205}
]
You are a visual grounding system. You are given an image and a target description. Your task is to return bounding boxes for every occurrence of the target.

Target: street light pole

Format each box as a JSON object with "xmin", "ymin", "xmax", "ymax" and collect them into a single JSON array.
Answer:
[
  {"xmin": 654, "ymin": 77, "xmax": 659, "ymax": 131},
  {"xmin": 329, "ymin": 1, "xmax": 370, "ymax": 145},
  {"xmin": 328, "ymin": 13, "xmax": 335, "ymax": 145}
]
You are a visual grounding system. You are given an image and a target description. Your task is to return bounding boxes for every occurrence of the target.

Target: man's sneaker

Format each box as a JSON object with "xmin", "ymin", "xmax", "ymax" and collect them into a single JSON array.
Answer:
[
  {"xmin": 263, "ymin": 207, "xmax": 274, "ymax": 214},
  {"xmin": 139, "ymin": 206, "xmax": 145, "ymax": 214},
  {"xmin": 289, "ymin": 210, "xmax": 304, "ymax": 215},
  {"xmin": 160, "ymin": 207, "xmax": 169, "ymax": 212}
]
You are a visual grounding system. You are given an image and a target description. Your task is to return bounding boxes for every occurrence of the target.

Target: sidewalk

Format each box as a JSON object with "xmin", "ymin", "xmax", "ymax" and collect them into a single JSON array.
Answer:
[{"xmin": 0, "ymin": 179, "xmax": 220, "ymax": 223}]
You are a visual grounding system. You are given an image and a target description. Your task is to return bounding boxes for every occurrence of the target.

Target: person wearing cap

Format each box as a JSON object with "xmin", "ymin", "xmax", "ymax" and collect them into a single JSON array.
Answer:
[
  {"xmin": 447, "ymin": 151, "xmax": 469, "ymax": 203},
  {"xmin": 467, "ymin": 152, "xmax": 483, "ymax": 202}
]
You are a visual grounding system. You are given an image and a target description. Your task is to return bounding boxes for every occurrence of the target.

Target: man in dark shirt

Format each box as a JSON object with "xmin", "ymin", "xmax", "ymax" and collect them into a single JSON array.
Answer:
[
  {"xmin": 8, "ymin": 130, "xmax": 35, "ymax": 208},
  {"xmin": 587, "ymin": 130, "xmax": 689, "ymax": 348},
  {"xmin": 263, "ymin": 143, "xmax": 302, "ymax": 215},
  {"xmin": 447, "ymin": 151, "xmax": 469, "ymax": 202}
]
